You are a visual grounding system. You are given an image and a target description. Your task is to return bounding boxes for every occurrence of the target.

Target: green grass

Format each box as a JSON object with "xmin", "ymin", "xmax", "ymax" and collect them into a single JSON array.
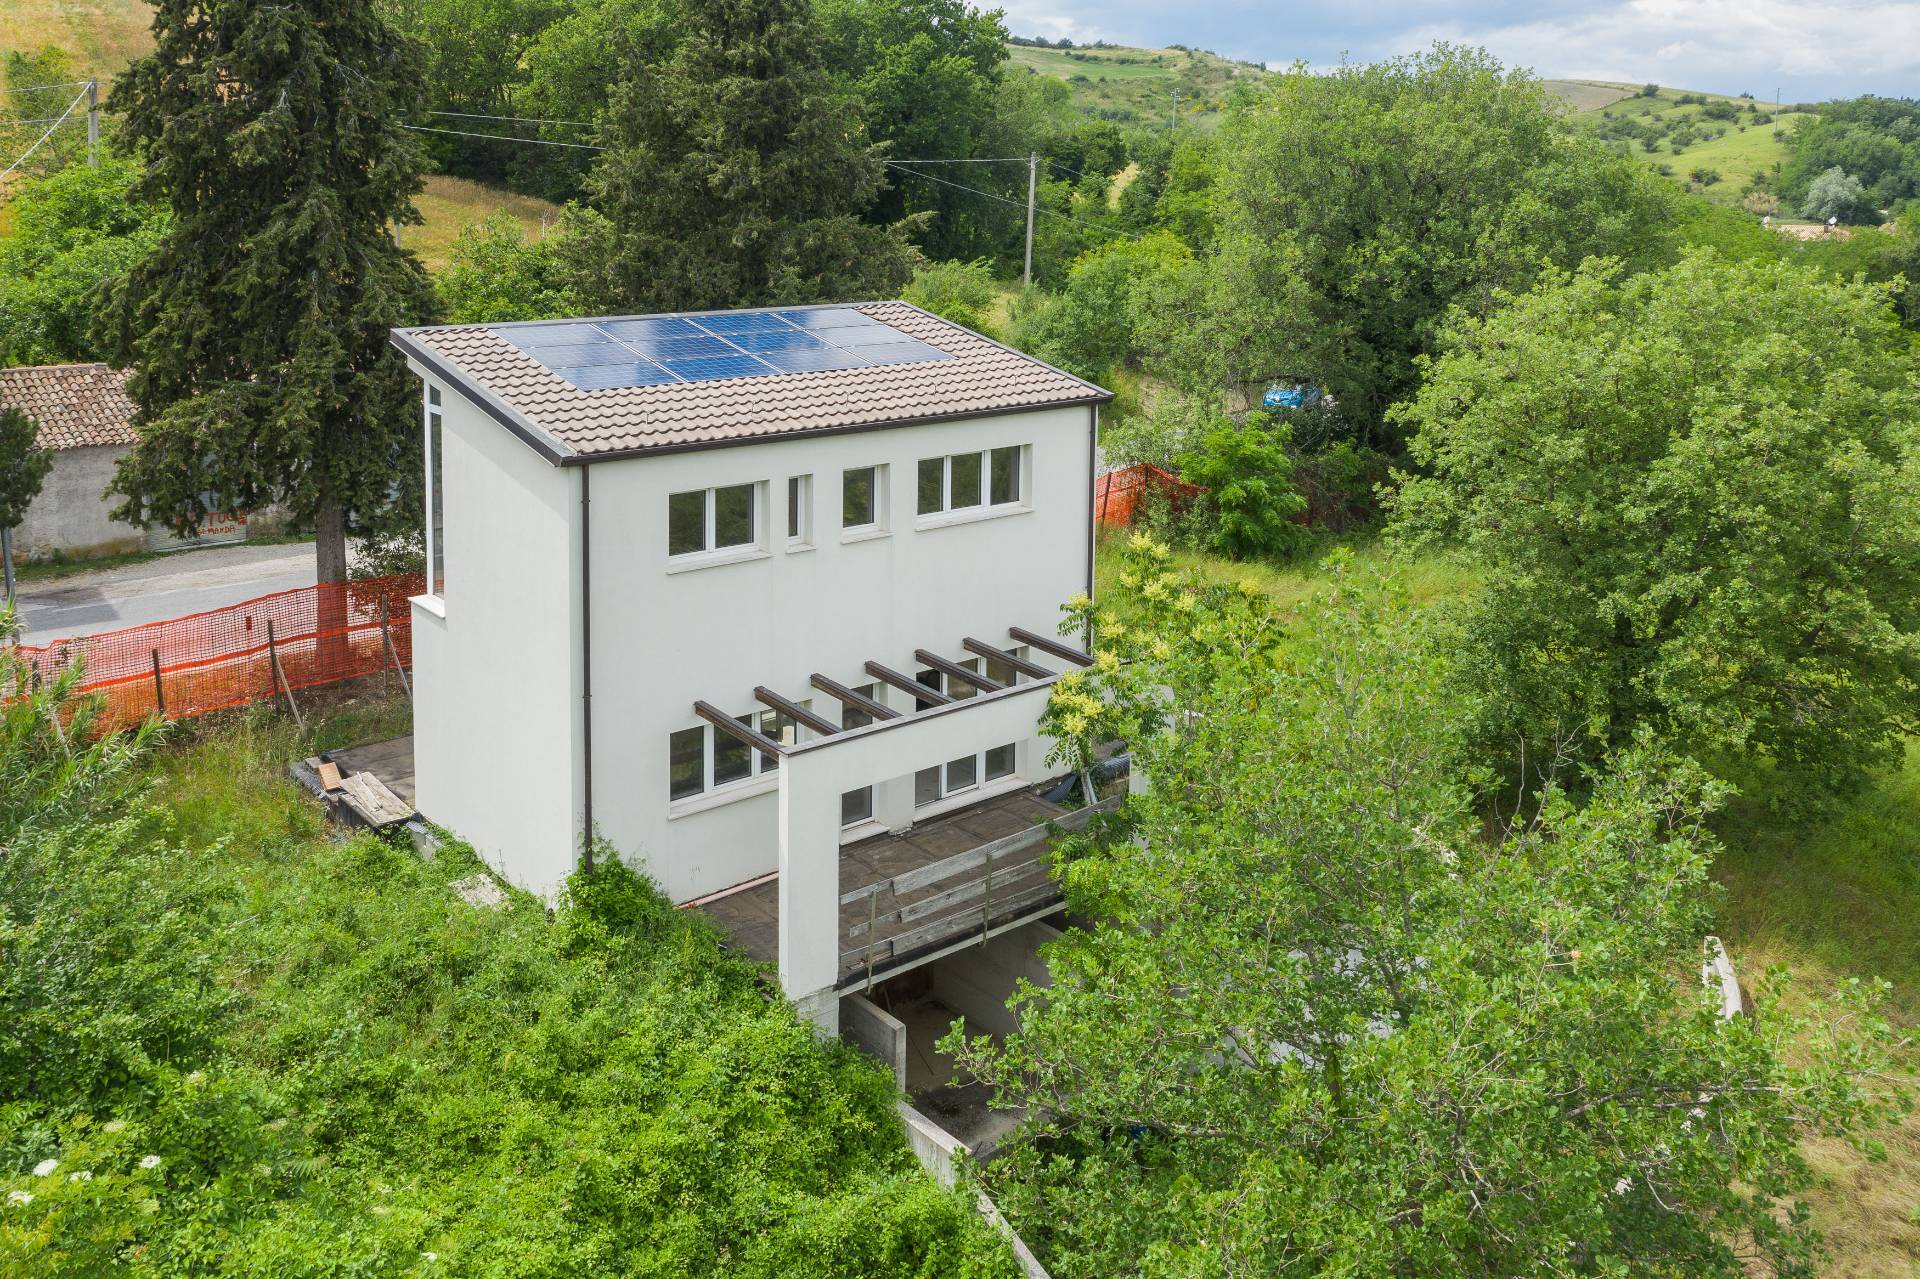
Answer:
[
  {"xmin": 399, "ymin": 174, "xmax": 562, "ymax": 273},
  {"xmin": 1006, "ymin": 42, "xmax": 1264, "ymax": 128},
  {"xmin": 1566, "ymin": 85, "xmax": 1815, "ymax": 211}
]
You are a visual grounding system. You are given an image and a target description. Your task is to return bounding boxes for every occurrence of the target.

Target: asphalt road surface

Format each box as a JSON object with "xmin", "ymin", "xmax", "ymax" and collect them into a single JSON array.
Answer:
[{"xmin": 11, "ymin": 541, "xmax": 318, "ymax": 647}]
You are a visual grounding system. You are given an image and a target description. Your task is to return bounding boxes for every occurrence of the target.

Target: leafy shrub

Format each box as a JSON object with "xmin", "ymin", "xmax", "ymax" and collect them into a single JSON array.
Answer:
[
  {"xmin": 903, "ymin": 258, "xmax": 998, "ymax": 334},
  {"xmin": 435, "ymin": 211, "xmax": 577, "ymax": 324},
  {"xmin": 1802, "ymin": 165, "xmax": 1877, "ymax": 224},
  {"xmin": 1689, "ymin": 167, "xmax": 1721, "ymax": 186},
  {"xmin": 1175, "ymin": 408, "xmax": 1309, "ymax": 560},
  {"xmin": 1008, "ymin": 232, "xmax": 1191, "ymax": 385}
]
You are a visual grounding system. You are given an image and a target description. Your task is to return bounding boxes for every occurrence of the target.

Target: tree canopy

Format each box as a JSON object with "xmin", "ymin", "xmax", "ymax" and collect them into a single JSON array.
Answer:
[
  {"xmin": 562, "ymin": 0, "xmax": 919, "ymax": 312},
  {"xmin": 98, "ymin": 0, "xmax": 439, "ymax": 585},
  {"xmin": 1391, "ymin": 253, "xmax": 1920, "ymax": 800},
  {"xmin": 959, "ymin": 538, "xmax": 1904, "ymax": 1277}
]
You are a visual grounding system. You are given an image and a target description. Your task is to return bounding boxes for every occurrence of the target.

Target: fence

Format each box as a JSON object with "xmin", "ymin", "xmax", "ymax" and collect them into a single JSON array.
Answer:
[
  {"xmin": 1093, "ymin": 463, "xmax": 1204, "ymax": 530},
  {"xmin": 12, "ymin": 574, "xmax": 423, "ymax": 735}
]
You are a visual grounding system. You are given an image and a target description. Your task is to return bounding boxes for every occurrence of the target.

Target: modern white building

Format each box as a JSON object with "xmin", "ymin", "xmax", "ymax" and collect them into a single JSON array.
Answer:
[{"xmin": 391, "ymin": 302, "xmax": 1110, "ymax": 1029}]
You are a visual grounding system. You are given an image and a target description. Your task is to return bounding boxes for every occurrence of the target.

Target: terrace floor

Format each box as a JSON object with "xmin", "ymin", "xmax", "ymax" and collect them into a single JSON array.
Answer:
[{"xmin": 691, "ymin": 787, "xmax": 1074, "ymax": 987}]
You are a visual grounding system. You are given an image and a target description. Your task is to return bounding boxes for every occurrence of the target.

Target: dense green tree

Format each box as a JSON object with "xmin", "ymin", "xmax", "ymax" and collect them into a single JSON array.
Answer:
[
  {"xmin": 0, "ymin": 406, "xmax": 53, "ymax": 601},
  {"xmin": 1172, "ymin": 408, "xmax": 1308, "ymax": 560},
  {"xmin": 1, "ymin": 47, "xmax": 92, "ymax": 177},
  {"xmin": 959, "ymin": 537, "xmax": 1904, "ymax": 1277},
  {"xmin": 1009, "ymin": 231, "xmax": 1191, "ymax": 384},
  {"xmin": 902, "ymin": 257, "xmax": 997, "ymax": 332},
  {"xmin": 1139, "ymin": 45, "xmax": 1677, "ymax": 454},
  {"xmin": 564, "ymin": 0, "xmax": 918, "ymax": 312},
  {"xmin": 436, "ymin": 211, "xmax": 580, "ymax": 323},
  {"xmin": 1780, "ymin": 96, "xmax": 1920, "ymax": 210},
  {"xmin": 98, "ymin": 0, "xmax": 439, "ymax": 587},
  {"xmin": 1801, "ymin": 164, "xmax": 1878, "ymax": 223},
  {"xmin": 1391, "ymin": 254, "xmax": 1920, "ymax": 801},
  {"xmin": 0, "ymin": 159, "xmax": 167, "ymax": 365}
]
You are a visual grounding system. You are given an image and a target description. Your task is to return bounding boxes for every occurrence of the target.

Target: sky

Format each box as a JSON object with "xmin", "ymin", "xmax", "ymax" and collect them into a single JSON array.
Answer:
[{"xmin": 995, "ymin": 1, "xmax": 1920, "ymax": 101}]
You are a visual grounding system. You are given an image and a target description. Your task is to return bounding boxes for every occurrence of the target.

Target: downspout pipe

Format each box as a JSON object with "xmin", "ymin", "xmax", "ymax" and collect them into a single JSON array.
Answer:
[{"xmin": 580, "ymin": 464, "xmax": 594, "ymax": 872}]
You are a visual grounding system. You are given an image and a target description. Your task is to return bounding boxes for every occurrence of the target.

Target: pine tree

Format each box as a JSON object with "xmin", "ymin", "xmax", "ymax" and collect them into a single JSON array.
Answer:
[
  {"xmin": 566, "ymin": 0, "xmax": 919, "ymax": 312},
  {"xmin": 98, "ymin": 0, "xmax": 438, "ymax": 586}
]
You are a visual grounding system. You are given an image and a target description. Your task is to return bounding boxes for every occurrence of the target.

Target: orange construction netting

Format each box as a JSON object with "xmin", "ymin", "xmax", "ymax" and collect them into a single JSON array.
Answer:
[
  {"xmin": 13, "ymin": 574, "xmax": 424, "ymax": 735},
  {"xmin": 1093, "ymin": 463, "xmax": 1205, "ymax": 529}
]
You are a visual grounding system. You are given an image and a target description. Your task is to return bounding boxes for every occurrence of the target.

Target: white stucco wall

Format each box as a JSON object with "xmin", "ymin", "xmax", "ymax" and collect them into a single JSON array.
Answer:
[
  {"xmin": 12, "ymin": 445, "xmax": 145, "ymax": 562},
  {"xmin": 585, "ymin": 405, "xmax": 1094, "ymax": 903},
  {"xmin": 412, "ymin": 383, "xmax": 1094, "ymax": 904},
  {"xmin": 410, "ymin": 384, "xmax": 584, "ymax": 895}
]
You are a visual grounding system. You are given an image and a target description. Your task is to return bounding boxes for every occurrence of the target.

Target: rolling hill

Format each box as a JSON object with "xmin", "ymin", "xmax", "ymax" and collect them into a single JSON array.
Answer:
[{"xmin": 1006, "ymin": 42, "xmax": 1266, "ymax": 128}]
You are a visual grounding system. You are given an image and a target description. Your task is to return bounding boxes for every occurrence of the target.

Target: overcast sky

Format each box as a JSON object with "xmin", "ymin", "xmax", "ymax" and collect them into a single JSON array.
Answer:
[{"xmin": 996, "ymin": 1, "xmax": 1920, "ymax": 101}]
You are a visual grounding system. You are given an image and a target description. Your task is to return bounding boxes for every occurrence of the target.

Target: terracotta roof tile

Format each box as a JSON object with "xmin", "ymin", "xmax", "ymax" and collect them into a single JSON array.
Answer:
[
  {"xmin": 0, "ymin": 363, "xmax": 138, "ymax": 451},
  {"xmin": 394, "ymin": 302, "xmax": 1109, "ymax": 460}
]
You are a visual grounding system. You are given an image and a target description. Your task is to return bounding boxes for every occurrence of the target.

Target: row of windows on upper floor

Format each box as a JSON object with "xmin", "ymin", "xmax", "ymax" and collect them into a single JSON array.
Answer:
[
  {"xmin": 667, "ymin": 445, "xmax": 1027, "ymax": 563},
  {"xmin": 667, "ymin": 650, "xmax": 1029, "ymax": 825}
]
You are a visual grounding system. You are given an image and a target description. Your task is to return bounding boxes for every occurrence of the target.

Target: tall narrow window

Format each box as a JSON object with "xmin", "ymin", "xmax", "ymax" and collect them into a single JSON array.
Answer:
[
  {"xmin": 842, "ymin": 465, "xmax": 880, "ymax": 531},
  {"xmin": 989, "ymin": 446, "xmax": 1021, "ymax": 505},
  {"xmin": 669, "ymin": 727, "xmax": 705, "ymax": 800},
  {"xmin": 424, "ymin": 386, "xmax": 444, "ymax": 596},
  {"xmin": 841, "ymin": 787, "xmax": 874, "ymax": 826},
  {"xmin": 787, "ymin": 474, "xmax": 812, "ymax": 546},
  {"xmin": 842, "ymin": 681, "xmax": 880, "ymax": 729}
]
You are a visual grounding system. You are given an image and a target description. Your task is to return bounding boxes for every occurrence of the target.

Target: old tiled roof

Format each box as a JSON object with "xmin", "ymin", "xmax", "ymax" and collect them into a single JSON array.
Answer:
[
  {"xmin": 0, "ymin": 363, "xmax": 139, "ymax": 451},
  {"xmin": 392, "ymin": 302, "xmax": 1110, "ymax": 463}
]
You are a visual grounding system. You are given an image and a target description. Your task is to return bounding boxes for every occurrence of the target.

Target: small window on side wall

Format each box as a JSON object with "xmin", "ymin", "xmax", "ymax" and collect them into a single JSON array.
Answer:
[
  {"xmin": 842, "ymin": 465, "xmax": 882, "ymax": 532},
  {"xmin": 787, "ymin": 474, "xmax": 813, "ymax": 546},
  {"xmin": 668, "ymin": 483, "xmax": 760, "ymax": 558}
]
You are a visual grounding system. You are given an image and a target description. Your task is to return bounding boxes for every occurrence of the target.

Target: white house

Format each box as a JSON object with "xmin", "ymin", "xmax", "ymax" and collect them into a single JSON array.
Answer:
[{"xmin": 391, "ymin": 301, "xmax": 1111, "ymax": 1029}]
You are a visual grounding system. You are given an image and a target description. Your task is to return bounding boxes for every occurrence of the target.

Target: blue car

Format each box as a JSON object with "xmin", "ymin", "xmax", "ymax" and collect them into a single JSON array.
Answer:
[{"xmin": 1263, "ymin": 381, "xmax": 1323, "ymax": 410}]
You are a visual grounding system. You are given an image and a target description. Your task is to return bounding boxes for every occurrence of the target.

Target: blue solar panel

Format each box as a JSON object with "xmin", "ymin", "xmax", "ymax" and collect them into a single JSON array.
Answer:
[
  {"xmin": 663, "ymin": 354, "xmax": 775, "ymax": 381},
  {"xmin": 726, "ymin": 330, "xmax": 831, "ymax": 354},
  {"xmin": 553, "ymin": 361, "xmax": 678, "ymax": 389},
  {"xmin": 856, "ymin": 340, "xmax": 949, "ymax": 365},
  {"xmin": 489, "ymin": 306, "xmax": 947, "ymax": 389},
  {"xmin": 776, "ymin": 309, "xmax": 882, "ymax": 332},
  {"xmin": 600, "ymin": 317, "xmax": 703, "ymax": 341},
  {"xmin": 616, "ymin": 334, "xmax": 736, "ymax": 361},
  {"xmin": 756, "ymin": 346, "xmax": 873, "ymax": 374}
]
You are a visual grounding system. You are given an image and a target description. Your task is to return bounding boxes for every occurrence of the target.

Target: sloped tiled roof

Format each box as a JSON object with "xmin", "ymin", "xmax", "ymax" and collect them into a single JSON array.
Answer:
[
  {"xmin": 0, "ymin": 363, "xmax": 139, "ymax": 451},
  {"xmin": 392, "ymin": 302, "xmax": 1110, "ymax": 463}
]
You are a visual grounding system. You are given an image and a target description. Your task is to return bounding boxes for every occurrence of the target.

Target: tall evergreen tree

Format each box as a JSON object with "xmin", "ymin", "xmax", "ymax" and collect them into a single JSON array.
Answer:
[
  {"xmin": 98, "ymin": 0, "xmax": 438, "ymax": 586},
  {"xmin": 565, "ymin": 0, "xmax": 919, "ymax": 311}
]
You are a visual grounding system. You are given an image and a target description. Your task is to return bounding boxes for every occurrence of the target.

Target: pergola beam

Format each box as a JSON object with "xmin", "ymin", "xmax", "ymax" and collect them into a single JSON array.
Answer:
[
  {"xmin": 754, "ymin": 686, "xmax": 841, "ymax": 737},
  {"xmin": 865, "ymin": 660, "xmax": 952, "ymax": 705},
  {"xmin": 694, "ymin": 699, "xmax": 788, "ymax": 757},
  {"xmin": 914, "ymin": 648, "xmax": 1007, "ymax": 693},
  {"xmin": 810, "ymin": 673, "xmax": 900, "ymax": 721},
  {"xmin": 961, "ymin": 637, "xmax": 1051, "ymax": 681},
  {"xmin": 1008, "ymin": 625, "xmax": 1093, "ymax": 668}
]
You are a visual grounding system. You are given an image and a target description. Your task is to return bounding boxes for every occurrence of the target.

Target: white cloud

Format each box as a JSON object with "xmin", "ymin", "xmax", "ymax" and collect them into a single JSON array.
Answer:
[{"xmin": 1408, "ymin": 1, "xmax": 1920, "ymax": 96}]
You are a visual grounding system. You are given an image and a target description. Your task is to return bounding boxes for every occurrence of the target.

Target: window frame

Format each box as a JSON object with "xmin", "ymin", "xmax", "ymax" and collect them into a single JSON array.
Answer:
[
  {"xmin": 423, "ymin": 385, "xmax": 445, "ymax": 600},
  {"xmin": 841, "ymin": 464, "xmax": 887, "ymax": 538},
  {"xmin": 915, "ymin": 445, "xmax": 1028, "ymax": 524},
  {"xmin": 914, "ymin": 739, "xmax": 1020, "ymax": 810},
  {"xmin": 786, "ymin": 473, "xmax": 814, "ymax": 549},
  {"xmin": 667, "ymin": 481, "xmax": 767, "ymax": 565}
]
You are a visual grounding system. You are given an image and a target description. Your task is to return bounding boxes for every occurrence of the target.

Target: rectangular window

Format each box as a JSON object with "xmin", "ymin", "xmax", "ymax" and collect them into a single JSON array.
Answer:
[
  {"xmin": 917, "ymin": 447, "xmax": 1025, "ymax": 517},
  {"xmin": 841, "ymin": 786, "xmax": 874, "ymax": 826},
  {"xmin": 787, "ymin": 474, "xmax": 812, "ymax": 545},
  {"xmin": 985, "ymin": 742, "xmax": 1017, "ymax": 780},
  {"xmin": 669, "ymin": 727, "xmax": 705, "ymax": 800},
  {"xmin": 424, "ymin": 386, "xmax": 445, "ymax": 596},
  {"xmin": 668, "ymin": 483, "xmax": 760, "ymax": 558},
  {"xmin": 842, "ymin": 681, "xmax": 880, "ymax": 730},
  {"xmin": 990, "ymin": 446, "xmax": 1020, "ymax": 505},
  {"xmin": 946, "ymin": 753, "xmax": 978, "ymax": 793},
  {"xmin": 913, "ymin": 740, "xmax": 1022, "ymax": 808},
  {"xmin": 984, "ymin": 654, "xmax": 1018, "ymax": 687},
  {"xmin": 914, "ymin": 765, "xmax": 944, "ymax": 807},
  {"xmin": 842, "ymin": 465, "xmax": 880, "ymax": 531}
]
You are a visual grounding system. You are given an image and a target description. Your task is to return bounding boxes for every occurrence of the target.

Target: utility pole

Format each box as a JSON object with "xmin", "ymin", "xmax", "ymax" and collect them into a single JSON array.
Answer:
[
  {"xmin": 86, "ymin": 79, "xmax": 99, "ymax": 168},
  {"xmin": 2, "ymin": 526, "xmax": 14, "ymax": 609},
  {"xmin": 1023, "ymin": 152, "xmax": 1037, "ymax": 288}
]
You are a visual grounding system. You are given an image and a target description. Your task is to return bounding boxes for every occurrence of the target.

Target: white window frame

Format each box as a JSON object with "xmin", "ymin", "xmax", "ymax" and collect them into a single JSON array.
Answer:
[
  {"xmin": 423, "ymin": 385, "xmax": 445, "ymax": 603},
  {"xmin": 840, "ymin": 464, "xmax": 889, "ymax": 542},
  {"xmin": 667, "ymin": 700, "xmax": 817, "ymax": 814},
  {"xmin": 666, "ymin": 481, "xmax": 769, "ymax": 570},
  {"xmin": 915, "ymin": 739, "xmax": 1021, "ymax": 811},
  {"xmin": 786, "ymin": 473, "xmax": 814, "ymax": 550},
  {"xmin": 915, "ymin": 445, "xmax": 1029, "ymax": 529}
]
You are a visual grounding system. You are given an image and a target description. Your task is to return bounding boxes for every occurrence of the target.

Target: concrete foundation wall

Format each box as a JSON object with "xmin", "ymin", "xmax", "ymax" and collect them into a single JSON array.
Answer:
[
  {"xmin": 841, "ymin": 993, "xmax": 907, "ymax": 1088},
  {"xmin": 12, "ymin": 446, "xmax": 144, "ymax": 563},
  {"xmin": 929, "ymin": 919, "xmax": 1060, "ymax": 1040}
]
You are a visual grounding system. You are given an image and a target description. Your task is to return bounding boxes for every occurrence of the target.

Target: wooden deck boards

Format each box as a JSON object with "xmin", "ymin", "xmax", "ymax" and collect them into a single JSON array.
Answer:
[{"xmin": 692, "ymin": 788, "xmax": 1072, "ymax": 981}]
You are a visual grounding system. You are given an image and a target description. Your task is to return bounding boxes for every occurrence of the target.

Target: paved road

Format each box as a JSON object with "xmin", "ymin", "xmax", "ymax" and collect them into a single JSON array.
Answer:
[{"xmin": 11, "ymin": 541, "xmax": 318, "ymax": 647}]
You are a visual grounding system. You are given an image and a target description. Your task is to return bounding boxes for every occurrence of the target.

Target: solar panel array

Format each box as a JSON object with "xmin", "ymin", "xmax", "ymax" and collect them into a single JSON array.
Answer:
[{"xmin": 490, "ymin": 306, "xmax": 954, "ymax": 391}]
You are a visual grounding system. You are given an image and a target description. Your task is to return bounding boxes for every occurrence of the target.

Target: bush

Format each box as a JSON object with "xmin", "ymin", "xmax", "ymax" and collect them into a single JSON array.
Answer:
[
  {"xmin": 903, "ymin": 258, "xmax": 998, "ymax": 334},
  {"xmin": 1175, "ymin": 407, "xmax": 1309, "ymax": 561},
  {"xmin": 1639, "ymin": 82, "xmax": 1659, "ymax": 97},
  {"xmin": 1008, "ymin": 232, "xmax": 1191, "ymax": 385},
  {"xmin": 435, "ymin": 211, "xmax": 577, "ymax": 324},
  {"xmin": 1802, "ymin": 165, "xmax": 1877, "ymax": 224},
  {"xmin": 1689, "ymin": 167, "xmax": 1721, "ymax": 186}
]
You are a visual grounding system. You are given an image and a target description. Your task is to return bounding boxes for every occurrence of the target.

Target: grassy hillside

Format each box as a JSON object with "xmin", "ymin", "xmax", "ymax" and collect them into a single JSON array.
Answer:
[
  {"xmin": 1006, "ymin": 42, "xmax": 1266, "ymax": 128},
  {"xmin": 0, "ymin": 0, "xmax": 152, "ymax": 106},
  {"xmin": 402, "ymin": 175, "xmax": 562, "ymax": 272},
  {"xmin": 1566, "ymin": 83, "xmax": 1814, "ymax": 212}
]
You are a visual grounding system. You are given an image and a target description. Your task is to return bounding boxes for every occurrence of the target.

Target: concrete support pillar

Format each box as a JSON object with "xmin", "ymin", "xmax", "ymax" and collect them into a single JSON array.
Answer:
[
  {"xmin": 778, "ymin": 764, "xmax": 842, "ymax": 1036},
  {"xmin": 875, "ymin": 774, "xmax": 915, "ymax": 834},
  {"xmin": 1014, "ymin": 737, "xmax": 1051, "ymax": 784}
]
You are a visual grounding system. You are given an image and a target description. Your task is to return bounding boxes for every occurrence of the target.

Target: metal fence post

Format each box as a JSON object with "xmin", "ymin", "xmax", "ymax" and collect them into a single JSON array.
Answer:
[{"xmin": 150, "ymin": 647, "xmax": 165, "ymax": 716}]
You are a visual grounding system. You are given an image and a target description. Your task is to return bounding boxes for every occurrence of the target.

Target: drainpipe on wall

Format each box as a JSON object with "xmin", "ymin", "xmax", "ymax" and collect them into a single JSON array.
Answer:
[{"xmin": 580, "ymin": 464, "xmax": 594, "ymax": 872}]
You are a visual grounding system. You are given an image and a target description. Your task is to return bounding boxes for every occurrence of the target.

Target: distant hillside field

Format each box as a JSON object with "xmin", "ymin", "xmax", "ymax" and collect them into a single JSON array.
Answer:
[
  {"xmin": 1007, "ymin": 43, "xmax": 1266, "ymax": 128},
  {"xmin": 1542, "ymin": 79, "xmax": 1637, "ymax": 112},
  {"xmin": 1565, "ymin": 84, "xmax": 1812, "ymax": 211},
  {"xmin": 0, "ymin": 0, "xmax": 152, "ymax": 105},
  {"xmin": 402, "ymin": 175, "xmax": 562, "ymax": 272}
]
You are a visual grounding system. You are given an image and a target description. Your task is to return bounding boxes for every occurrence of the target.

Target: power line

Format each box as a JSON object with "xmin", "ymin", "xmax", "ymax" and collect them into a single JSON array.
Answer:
[
  {"xmin": 880, "ymin": 159, "xmax": 1140, "ymax": 241},
  {"xmin": 885, "ymin": 156, "xmax": 1030, "ymax": 165},
  {"xmin": 427, "ymin": 109, "xmax": 596, "ymax": 129},
  {"xmin": 0, "ymin": 84, "xmax": 90, "ymax": 182},
  {"xmin": 10, "ymin": 79, "xmax": 94, "ymax": 94},
  {"xmin": 401, "ymin": 124, "xmax": 604, "ymax": 150}
]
